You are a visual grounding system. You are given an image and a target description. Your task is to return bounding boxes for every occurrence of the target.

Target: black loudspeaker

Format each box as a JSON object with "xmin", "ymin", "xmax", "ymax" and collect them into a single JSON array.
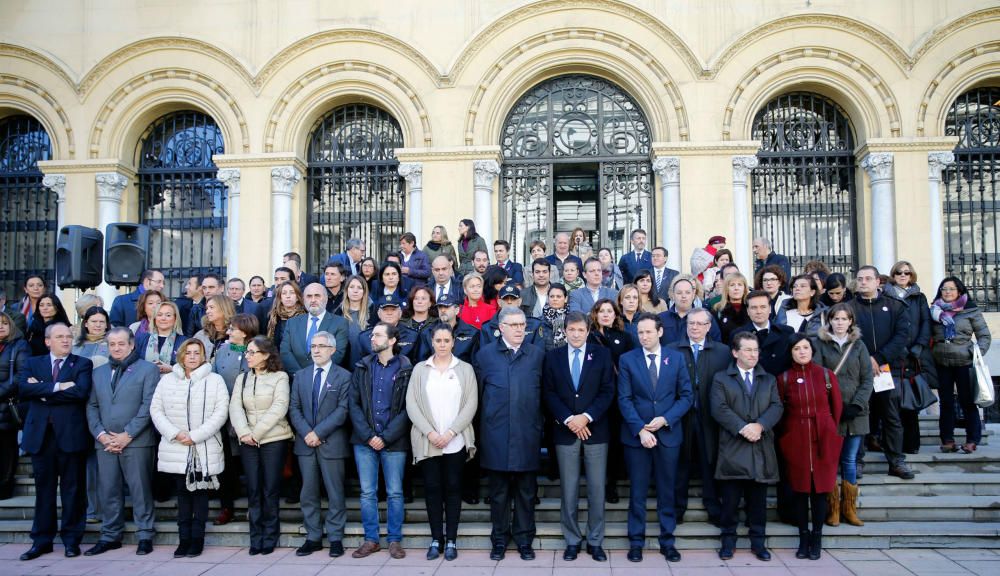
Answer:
[
  {"xmin": 56, "ymin": 226, "xmax": 104, "ymax": 289},
  {"xmin": 105, "ymin": 223, "xmax": 150, "ymax": 286}
]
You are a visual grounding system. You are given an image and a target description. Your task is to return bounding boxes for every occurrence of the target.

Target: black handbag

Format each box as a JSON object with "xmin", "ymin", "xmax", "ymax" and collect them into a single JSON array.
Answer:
[
  {"xmin": 4, "ymin": 351, "xmax": 22, "ymax": 429},
  {"xmin": 900, "ymin": 359, "xmax": 938, "ymax": 412}
]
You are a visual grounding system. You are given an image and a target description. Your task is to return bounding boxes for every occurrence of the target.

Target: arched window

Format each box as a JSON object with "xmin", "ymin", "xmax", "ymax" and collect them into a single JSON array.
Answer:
[
  {"xmin": 500, "ymin": 74, "xmax": 653, "ymax": 263},
  {"xmin": 751, "ymin": 92, "xmax": 858, "ymax": 274},
  {"xmin": 0, "ymin": 115, "xmax": 55, "ymax": 299},
  {"xmin": 307, "ymin": 103, "xmax": 405, "ymax": 272},
  {"xmin": 943, "ymin": 86, "xmax": 1000, "ymax": 310},
  {"xmin": 137, "ymin": 111, "xmax": 226, "ymax": 296}
]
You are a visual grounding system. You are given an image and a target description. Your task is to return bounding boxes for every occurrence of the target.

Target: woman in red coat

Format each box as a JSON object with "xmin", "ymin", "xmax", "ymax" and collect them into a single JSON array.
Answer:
[{"xmin": 777, "ymin": 334, "xmax": 843, "ymax": 561}]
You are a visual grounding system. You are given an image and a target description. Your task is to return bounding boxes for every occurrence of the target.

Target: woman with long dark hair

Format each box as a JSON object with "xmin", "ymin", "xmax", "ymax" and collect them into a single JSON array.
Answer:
[
  {"xmin": 818, "ymin": 273, "xmax": 851, "ymax": 308},
  {"xmin": 455, "ymin": 219, "xmax": 488, "ymax": 276},
  {"xmin": 18, "ymin": 274, "xmax": 46, "ymax": 329},
  {"xmin": 633, "ymin": 269, "xmax": 666, "ymax": 314},
  {"xmin": 0, "ymin": 312, "xmax": 29, "ymax": 499},
  {"xmin": 267, "ymin": 281, "xmax": 306, "ymax": 351},
  {"xmin": 542, "ymin": 284, "xmax": 569, "ymax": 346},
  {"xmin": 26, "ymin": 294, "xmax": 71, "ymax": 356},
  {"xmin": 776, "ymin": 274, "xmax": 826, "ymax": 334},
  {"xmin": 72, "ymin": 306, "xmax": 111, "ymax": 367}
]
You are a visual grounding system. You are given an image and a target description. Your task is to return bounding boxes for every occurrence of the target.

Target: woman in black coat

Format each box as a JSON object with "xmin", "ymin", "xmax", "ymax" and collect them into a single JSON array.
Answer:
[
  {"xmin": 25, "ymin": 293, "xmax": 71, "ymax": 356},
  {"xmin": 0, "ymin": 312, "xmax": 29, "ymax": 499}
]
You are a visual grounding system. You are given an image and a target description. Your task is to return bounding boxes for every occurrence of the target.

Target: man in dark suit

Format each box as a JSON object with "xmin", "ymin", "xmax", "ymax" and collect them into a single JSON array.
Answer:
[
  {"xmin": 731, "ymin": 290, "xmax": 794, "ymax": 377},
  {"xmin": 650, "ymin": 247, "xmax": 680, "ymax": 302},
  {"xmin": 281, "ymin": 283, "xmax": 349, "ymax": 372},
  {"xmin": 398, "ymin": 232, "xmax": 431, "ymax": 287},
  {"xmin": 226, "ymin": 277, "xmax": 258, "ymax": 316},
  {"xmin": 109, "ymin": 269, "xmax": 164, "ymax": 328},
  {"xmin": 187, "ymin": 273, "xmax": 224, "ymax": 337},
  {"xmin": 658, "ymin": 277, "xmax": 722, "ymax": 345},
  {"xmin": 666, "ymin": 308, "xmax": 730, "ymax": 525},
  {"xmin": 493, "ymin": 240, "xmax": 524, "ymax": 286},
  {"xmin": 84, "ymin": 327, "xmax": 160, "ymax": 556},
  {"xmin": 288, "ymin": 330, "xmax": 353, "ymax": 558},
  {"xmin": 617, "ymin": 313, "xmax": 693, "ymax": 563},
  {"xmin": 542, "ymin": 312, "xmax": 615, "ymax": 562},
  {"xmin": 617, "ymin": 228, "xmax": 653, "ymax": 284},
  {"xmin": 430, "ymin": 255, "xmax": 464, "ymax": 304},
  {"xmin": 284, "ymin": 251, "xmax": 320, "ymax": 288},
  {"xmin": 175, "ymin": 274, "xmax": 200, "ymax": 337},
  {"xmin": 478, "ymin": 285, "xmax": 553, "ymax": 351},
  {"xmin": 326, "ymin": 238, "xmax": 366, "ymax": 277},
  {"xmin": 752, "ymin": 237, "xmax": 792, "ymax": 286},
  {"xmin": 546, "ymin": 233, "xmax": 583, "ymax": 278},
  {"xmin": 17, "ymin": 323, "xmax": 94, "ymax": 561}
]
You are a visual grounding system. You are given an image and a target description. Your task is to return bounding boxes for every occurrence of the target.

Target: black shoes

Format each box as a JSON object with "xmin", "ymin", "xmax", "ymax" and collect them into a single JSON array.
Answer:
[
  {"xmin": 427, "ymin": 540, "xmax": 441, "ymax": 560},
  {"xmin": 518, "ymin": 545, "xmax": 535, "ymax": 560},
  {"xmin": 64, "ymin": 545, "xmax": 81, "ymax": 558},
  {"xmin": 329, "ymin": 541, "xmax": 345, "ymax": 557},
  {"xmin": 661, "ymin": 545, "xmax": 681, "ymax": 562},
  {"xmin": 562, "ymin": 544, "xmax": 579, "ymax": 560},
  {"xmin": 490, "ymin": 543, "xmax": 505, "ymax": 560},
  {"xmin": 261, "ymin": 547, "xmax": 274, "ymax": 555},
  {"xmin": 444, "ymin": 541, "xmax": 458, "ymax": 561},
  {"xmin": 889, "ymin": 463, "xmax": 916, "ymax": 480},
  {"xmin": 752, "ymin": 547, "xmax": 772, "ymax": 561},
  {"xmin": 19, "ymin": 543, "xmax": 53, "ymax": 561},
  {"xmin": 84, "ymin": 541, "xmax": 122, "ymax": 556},
  {"xmin": 809, "ymin": 531, "xmax": 823, "ymax": 560},
  {"xmin": 796, "ymin": 530, "xmax": 810, "ymax": 559},
  {"xmin": 627, "ymin": 546, "xmax": 643, "ymax": 562},
  {"xmin": 586, "ymin": 544, "xmax": 607, "ymax": 562},
  {"xmin": 136, "ymin": 540, "xmax": 153, "ymax": 555},
  {"xmin": 173, "ymin": 539, "xmax": 191, "ymax": 558},
  {"xmin": 296, "ymin": 540, "xmax": 323, "ymax": 557},
  {"xmin": 718, "ymin": 546, "xmax": 734, "ymax": 561},
  {"xmin": 249, "ymin": 546, "xmax": 261, "ymax": 556},
  {"xmin": 186, "ymin": 538, "xmax": 204, "ymax": 558}
]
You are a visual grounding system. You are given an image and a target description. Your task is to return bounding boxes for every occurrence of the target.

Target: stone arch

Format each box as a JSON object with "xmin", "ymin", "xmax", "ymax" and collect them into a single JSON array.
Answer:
[
  {"xmin": 911, "ymin": 7, "xmax": 1000, "ymax": 68},
  {"xmin": 89, "ymin": 70, "xmax": 249, "ymax": 163},
  {"xmin": 917, "ymin": 42, "xmax": 1000, "ymax": 137},
  {"xmin": 0, "ymin": 78, "xmax": 74, "ymax": 159},
  {"xmin": 265, "ymin": 63, "xmax": 430, "ymax": 154}
]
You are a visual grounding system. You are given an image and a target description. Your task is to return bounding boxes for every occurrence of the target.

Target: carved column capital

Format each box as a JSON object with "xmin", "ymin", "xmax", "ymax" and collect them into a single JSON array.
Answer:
[
  {"xmin": 95, "ymin": 172, "xmax": 128, "ymax": 203},
  {"xmin": 927, "ymin": 151, "xmax": 956, "ymax": 180},
  {"xmin": 652, "ymin": 156, "xmax": 680, "ymax": 183},
  {"xmin": 473, "ymin": 160, "xmax": 501, "ymax": 188},
  {"xmin": 732, "ymin": 155, "xmax": 759, "ymax": 183},
  {"xmin": 42, "ymin": 174, "xmax": 67, "ymax": 202},
  {"xmin": 271, "ymin": 166, "xmax": 301, "ymax": 197},
  {"xmin": 861, "ymin": 152, "xmax": 894, "ymax": 183},
  {"xmin": 217, "ymin": 168, "xmax": 241, "ymax": 196},
  {"xmin": 398, "ymin": 162, "xmax": 424, "ymax": 189}
]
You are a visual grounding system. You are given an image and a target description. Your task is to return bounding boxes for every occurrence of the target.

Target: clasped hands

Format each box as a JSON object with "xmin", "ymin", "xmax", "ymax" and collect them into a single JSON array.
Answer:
[
  {"xmin": 739, "ymin": 422, "xmax": 764, "ymax": 443},
  {"xmin": 638, "ymin": 416, "xmax": 668, "ymax": 448},
  {"xmin": 97, "ymin": 431, "xmax": 132, "ymax": 453},
  {"xmin": 428, "ymin": 429, "xmax": 457, "ymax": 449},
  {"xmin": 566, "ymin": 414, "xmax": 591, "ymax": 441}
]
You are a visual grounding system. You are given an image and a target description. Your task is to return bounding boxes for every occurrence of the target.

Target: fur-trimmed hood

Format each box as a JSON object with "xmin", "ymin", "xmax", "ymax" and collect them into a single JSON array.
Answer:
[{"xmin": 817, "ymin": 323, "xmax": 862, "ymax": 344}]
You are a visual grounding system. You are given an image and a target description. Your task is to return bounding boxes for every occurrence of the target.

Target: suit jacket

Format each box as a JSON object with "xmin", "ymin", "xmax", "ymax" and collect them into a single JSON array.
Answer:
[
  {"xmin": 618, "ymin": 250, "xmax": 653, "ymax": 284},
  {"xmin": 542, "ymin": 344, "xmax": 615, "ymax": 445},
  {"xmin": 652, "ymin": 266, "xmax": 680, "ymax": 302},
  {"xmin": 280, "ymin": 312, "xmax": 349, "ymax": 372},
  {"xmin": 401, "ymin": 249, "xmax": 431, "ymax": 285},
  {"xmin": 429, "ymin": 278, "xmax": 464, "ymax": 303},
  {"xmin": 234, "ymin": 298, "xmax": 258, "ymax": 317},
  {"xmin": 288, "ymin": 363, "xmax": 353, "ymax": 459},
  {"xmin": 732, "ymin": 322, "xmax": 794, "ymax": 376},
  {"xmin": 568, "ymin": 285, "xmax": 619, "ymax": 314},
  {"xmin": 86, "ymin": 358, "xmax": 160, "ymax": 449},
  {"xmin": 495, "ymin": 261, "xmax": 525, "ymax": 286},
  {"xmin": 109, "ymin": 289, "xmax": 141, "ymax": 328},
  {"xmin": 667, "ymin": 339, "xmax": 731, "ymax": 468},
  {"xmin": 18, "ymin": 353, "xmax": 94, "ymax": 454},
  {"xmin": 327, "ymin": 252, "xmax": 360, "ymax": 277},
  {"xmin": 617, "ymin": 346, "xmax": 692, "ymax": 448}
]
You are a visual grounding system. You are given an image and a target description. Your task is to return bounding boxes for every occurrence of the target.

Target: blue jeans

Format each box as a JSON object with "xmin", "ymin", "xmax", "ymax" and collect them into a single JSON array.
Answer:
[
  {"xmin": 354, "ymin": 444, "xmax": 406, "ymax": 542},
  {"xmin": 839, "ymin": 434, "xmax": 863, "ymax": 484}
]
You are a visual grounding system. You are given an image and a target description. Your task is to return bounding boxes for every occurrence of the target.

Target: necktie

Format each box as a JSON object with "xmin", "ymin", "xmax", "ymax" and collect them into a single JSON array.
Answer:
[
  {"xmin": 744, "ymin": 371, "xmax": 753, "ymax": 396},
  {"xmin": 647, "ymin": 353, "xmax": 658, "ymax": 391},
  {"xmin": 635, "ymin": 252, "xmax": 640, "ymax": 262},
  {"xmin": 307, "ymin": 316, "xmax": 319, "ymax": 346},
  {"xmin": 312, "ymin": 367, "xmax": 324, "ymax": 422},
  {"xmin": 571, "ymin": 348, "xmax": 582, "ymax": 390},
  {"xmin": 52, "ymin": 358, "xmax": 62, "ymax": 384},
  {"xmin": 110, "ymin": 367, "xmax": 123, "ymax": 394},
  {"xmin": 655, "ymin": 269, "xmax": 662, "ymax": 290},
  {"xmin": 437, "ymin": 284, "xmax": 445, "ymax": 300},
  {"xmin": 692, "ymin": 343, "xmax": 701, "ymax": 362}
]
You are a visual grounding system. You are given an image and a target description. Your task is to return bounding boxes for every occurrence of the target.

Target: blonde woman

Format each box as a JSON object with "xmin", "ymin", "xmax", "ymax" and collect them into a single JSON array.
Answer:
[
  {"xmin": 340, "ymin": 275, "xmax": 373, "ymax": 366},
  {"xmin": 135, "ymin": 301, "xmax": 188, "ymax": 374},
  {"xmin": 193, "ymin": 295, "xmax": 236, "ymax": 361},
  {"xmin": 714, "ymin": 273, "xmax": 750, "ymax": 344},
  {"xmin": 424, "ymin": 226, "xmax": 459, "ymax": 273},
  {"xmin": 266, "ymin": 281, "xmax": 306, "ymax": 351}
]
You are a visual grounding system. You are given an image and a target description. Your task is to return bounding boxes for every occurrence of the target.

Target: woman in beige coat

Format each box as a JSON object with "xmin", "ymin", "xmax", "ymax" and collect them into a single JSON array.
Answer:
[
  {"xmin": 229, "ymin": 336, "xmax": 292, "ymax": 555},
  {"xmin": 406, "ymin": 323, "xmax": 478, "ymax": 561}
]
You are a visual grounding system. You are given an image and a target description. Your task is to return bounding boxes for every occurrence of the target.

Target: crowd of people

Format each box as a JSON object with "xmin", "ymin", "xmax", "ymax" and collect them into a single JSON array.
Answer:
[{"xmin": 0, "ymin": 220, "xmax": 991, "ymax": 565}]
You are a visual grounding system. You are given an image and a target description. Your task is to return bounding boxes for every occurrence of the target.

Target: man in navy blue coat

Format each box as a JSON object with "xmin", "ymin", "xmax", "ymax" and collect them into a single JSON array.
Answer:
[
  {"xmin": 109, "ymin": 270, "xmax": 164, "ymax": 328},
  {"xmin": 475, "ymin": 307, "xmax": 545, "ymax": 562},
  {"xmin": 617, "ymin": 228, "xmax": 653, "ymax": 284},
  {"xmin": 542, "ymin": 312, "xmax": 615, "ymax": 562},
  {"xmin": 617, "ymin": 313, "xmax": 693, "ymax": 564},
  {"xmin": 752, "ymin": 237, "xmax": 792, "ymax": 287},
  {"xmin": 658, "ymin": 277, "xmax": 722, "ymax": 345},
  {"xmin": 17, "ymin": 323, "xmax": 94, "ymax": 561}
]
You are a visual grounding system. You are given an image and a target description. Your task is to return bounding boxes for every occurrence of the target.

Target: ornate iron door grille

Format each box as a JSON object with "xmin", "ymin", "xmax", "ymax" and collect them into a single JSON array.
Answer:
[
  {"xmin": 0, "ymin": 115, "xmax": 55, "ymax": 299},
  {"xmin": 751, "ymin": 92, "xmax": 858, "ymax": 275},
  {"xmin": 500, "ymin": 75, "xmax": 653, "ymax": 264},
  {"xmin": 943, "ymin": 86, "xmax": 1000, "ymax": 311},
  {"xmin": 138, "ymin": 111, "xmax": 226, "ymax": 298},
  {"xmin": 307, "ymin": 104, "xmax": 404, "ymax": 272}
]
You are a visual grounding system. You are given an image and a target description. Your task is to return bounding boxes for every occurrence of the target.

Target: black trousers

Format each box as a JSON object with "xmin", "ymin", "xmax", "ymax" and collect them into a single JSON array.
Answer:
[
  {"xmin": 719, "ymin": 479, "xmax": 768, "ymax": 549},
  {"xmin": 901, "ymin": 409, "xmax": 921, "ymax": 453},
  {"xmin": 794, "ymin": 491, "xmax": 828, "ymax": 533},
  {"xmin": 675, "ymin": 409, "xmax": 720, "ymax": 522},
  {"xmin": 216, "ymin": 434, "xmax": 241, "ymax": 509},
  {"xmin": 172, "ymin": 474, "xmax": 209, "ymax": 540},
  {"xmin": 29, "ymin": 426, "xmax": 87, "ymax": 547},
  {"xmin": 488, "ymin": 470, "xmax": 537, "ymax": 547},
  {"xmin": 421, "ymin": 450, "xmax": 466, "ymax": 541},
  {"xmin": 240, "ymin": 441, "xmax": 286, "ymax": 549},
  {"xmin": 0, "ymin": 429, "xmax": 19, "ymax": 498},
  {"xmin": 869, "ymin": 388, "xmax": 905, "ymax": 466}
]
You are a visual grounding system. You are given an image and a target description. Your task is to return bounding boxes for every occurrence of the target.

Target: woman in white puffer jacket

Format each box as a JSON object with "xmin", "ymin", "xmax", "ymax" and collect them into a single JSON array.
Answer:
[{"xmin": 150, "ymin": 338, "xmax": 229, "ymax": 559}]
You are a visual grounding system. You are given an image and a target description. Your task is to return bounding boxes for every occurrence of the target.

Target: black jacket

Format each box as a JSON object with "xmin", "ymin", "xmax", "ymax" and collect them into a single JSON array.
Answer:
[
  {"xmin": 348, "ymin": 354, "xmax": 413, "ymax": 451},
  {"xmin": 848, "ymin": 291, "xmax": 911, "ymax": 367},
  {"xmin": 732, "ymin": 322, "xmax": 794, "ymax": 376},
  {"xmin": 668, "ymin": 339, "xmax": 732, "ymax": 471},
  {"xmin": 0, "ymin": 339, "xmax": 29, "ymax": 430}
]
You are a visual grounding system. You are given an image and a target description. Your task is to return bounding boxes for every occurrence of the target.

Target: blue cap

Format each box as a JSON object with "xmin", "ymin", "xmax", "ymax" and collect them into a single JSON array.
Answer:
[
  {"xmin": 499, "ymin": 283, "xmax": 521, "ymax": 299},
  {"xmin": 377, "ymin": 294, "xmax": 402, "ymax": 309},
  {"xmin": 435, "ymin": 293, "xmax": 460, "ymax": 307}
]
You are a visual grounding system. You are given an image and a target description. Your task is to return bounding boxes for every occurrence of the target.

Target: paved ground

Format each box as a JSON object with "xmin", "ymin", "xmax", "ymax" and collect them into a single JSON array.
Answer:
[{"xmin": 0, "ymin": 544, "xmax": 997, "ymax": 576}]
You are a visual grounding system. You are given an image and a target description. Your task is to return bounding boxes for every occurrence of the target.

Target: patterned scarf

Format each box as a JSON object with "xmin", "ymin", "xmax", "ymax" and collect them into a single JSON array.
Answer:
[{"xmin": 145, "ymin": 332, "xmax": 176, "ymax": 365}]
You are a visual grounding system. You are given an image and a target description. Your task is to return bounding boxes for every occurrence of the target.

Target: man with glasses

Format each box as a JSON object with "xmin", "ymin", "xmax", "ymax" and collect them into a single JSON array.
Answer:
[
  {"xmin": 288, "ymin": 331, "xmax": 353, "ymax": 558},
  {"xmin": 280, "ymin": 283, "xmax": 349, "ymax": 373},
  {"xmin": 848, "ymin": 265, "xmax": 915, "ymax": 480},
  {"xmin": 478, "ymin": 284, "xmax": 553, "ymax": 350},
  {"xmin": 327, "ymin": 239, "xmax": 366, "ymax": 277},
  {"xmin": 475, "ymin": 307, "xmax": 546, "ymax": 561},
  {"xmin": 430, "ymin": 255, "xmax": 463, "ymax": 303},
  {"xmin": 110, "ymin": 269, "xmax": 165, "ymax": 328}
]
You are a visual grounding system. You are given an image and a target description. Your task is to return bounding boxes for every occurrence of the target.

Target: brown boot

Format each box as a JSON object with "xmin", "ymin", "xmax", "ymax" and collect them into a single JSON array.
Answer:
[
  {"xmin": 825, "ymin": 481, "xmax": 840, "ymax": 527},
  {"xmin": 841, "ymin": 481, "xmax": 864, "ymax": 526},
  {"xmin": 352, "ymin": 540, "xmax": 381, "ymax": 558}
]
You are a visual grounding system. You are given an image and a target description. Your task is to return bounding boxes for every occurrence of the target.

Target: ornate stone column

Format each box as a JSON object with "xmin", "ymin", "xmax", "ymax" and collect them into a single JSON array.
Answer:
[
  {"xmin": 653, "ymin": 156, "xmax": 681, "ymax": 269},
  {"xmin": 95, "ymin": 172, "xmax": 128, "ymax": 305},
  {"xmin": 217, "ymin": 168, "xmax": 241, "ymax": 279},
  {"xmin": 398, "ymin": 162, "xmax": 423, "ymax": 242},
  {"xmin": 862, "ymin": 152, "xmax": 896, "ymax": 272},
  {"xmin": 271, "ymin": 166, "xmax": 301, "ymax": 271},
  {"xmin": 928, "ymin": 151, "xmax": 956, "ymax": 290},
  {"xmin": 41, "ymin": 174, "xmax": 67, "ymax": 234},
  {"xmin": 473, "ymin": 160, "xmax": 501, "ymax": 249},
  {"xmin": 732, "ymin": 155, "xmax": 759, "ymax": 273}
]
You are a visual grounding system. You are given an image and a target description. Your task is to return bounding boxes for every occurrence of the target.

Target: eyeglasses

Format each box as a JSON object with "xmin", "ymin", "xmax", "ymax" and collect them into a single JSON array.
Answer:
[
  {"xmin": 894, "ymin": 271, "xmax": 911, "ymax": 276},
  {"xmin": 245, "ymin": 350, "xmax": 261, "ymax": 356},
  {"xmin": 501, "ymin": 322, "xmax": 527, "ymax": 329},
  {"xmin": 763, "ymin": 277, "xmax": 779, "ymax": 282},
  {"xmin": 310, "ymin": 344, "xmax": 335, "ymax": 350},
  {"xmin": 688, "ymin": 321, "xmax": 712, "ymax": 326}
]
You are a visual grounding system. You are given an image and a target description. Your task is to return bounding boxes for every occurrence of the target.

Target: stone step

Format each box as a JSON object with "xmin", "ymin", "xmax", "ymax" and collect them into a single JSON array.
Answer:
[{"xmin": 0, "ymin": 518, "xmax": 997, "ymax": 549}]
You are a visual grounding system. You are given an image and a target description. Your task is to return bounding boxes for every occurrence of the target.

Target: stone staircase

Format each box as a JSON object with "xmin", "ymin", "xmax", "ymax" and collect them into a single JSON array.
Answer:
[{"xmin": 1, "ymin": 416, "xmax": 998, "ymax": 550}]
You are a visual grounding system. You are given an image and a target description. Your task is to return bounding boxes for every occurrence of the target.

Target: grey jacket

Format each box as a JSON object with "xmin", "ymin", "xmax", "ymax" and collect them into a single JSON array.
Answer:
[
  {"xmin": 288, "ymin": 363, "xmax": 353, "ymax": 459},
  {"xmin": 813, "ymin": 325, "xmax": 873, "ymax": 436},
  {"xmin": 710, "ymin": 364, "xmax": 783, "ymax": 483},
  {"xmin": 87, "ymin": 358, "xmax": 161, "ymax": 449},
  {"xmin": 931, "ymin": 304, "xmax": 991, "ymax": 367}
]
